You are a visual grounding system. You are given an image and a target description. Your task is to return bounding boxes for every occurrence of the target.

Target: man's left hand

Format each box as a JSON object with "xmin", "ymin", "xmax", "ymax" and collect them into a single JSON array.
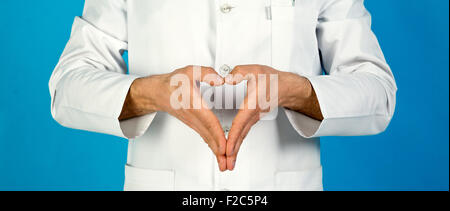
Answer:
[{"xmin": 224, "ymin": 65, "xmax": 324, "ymax": 171}]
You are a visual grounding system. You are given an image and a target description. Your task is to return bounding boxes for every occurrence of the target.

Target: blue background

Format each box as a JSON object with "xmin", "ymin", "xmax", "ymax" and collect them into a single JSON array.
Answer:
[{"xmin": 0, "ymin": 0, "xmax": 448, "ymax": 191}]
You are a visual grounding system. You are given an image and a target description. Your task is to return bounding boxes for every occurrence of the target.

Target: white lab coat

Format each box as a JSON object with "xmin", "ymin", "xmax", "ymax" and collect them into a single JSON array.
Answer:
[{"xmin": 49, "ymin": 0, "xmax": 397, "ymax": 191}]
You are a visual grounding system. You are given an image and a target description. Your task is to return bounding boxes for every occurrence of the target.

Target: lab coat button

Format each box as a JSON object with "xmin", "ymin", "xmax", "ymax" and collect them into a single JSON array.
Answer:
[
  {"xmin": 220, "ymin": 64, "xmax": 232, "ymax": 76},
  {"xmin": 220, "ymin": 4, "xmax": 234, "ymax": 14},
  {"xmin": 223, "ymin": 126, "xmax": 230, "ymax": 134}
]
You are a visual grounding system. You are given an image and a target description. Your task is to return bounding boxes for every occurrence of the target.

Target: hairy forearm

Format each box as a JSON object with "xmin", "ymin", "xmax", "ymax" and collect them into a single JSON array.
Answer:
[
  {"xmin": 119, "ymin": 77, "xmax": 159, "ymax": 121},
  {"xmin": 279, "ymin": 72, "xmax": 324, "ymax": 121}
]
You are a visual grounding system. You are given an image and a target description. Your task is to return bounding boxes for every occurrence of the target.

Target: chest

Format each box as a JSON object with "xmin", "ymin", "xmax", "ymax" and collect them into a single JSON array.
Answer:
[{"xmin": 126, "ymin": 0, "xmax": 323, "ymax": 76}]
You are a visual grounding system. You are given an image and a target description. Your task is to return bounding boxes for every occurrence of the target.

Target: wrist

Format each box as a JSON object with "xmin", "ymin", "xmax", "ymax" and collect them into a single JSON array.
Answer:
[
  {"xmin": 129, "ymin": 76, "xmax": 160, "ymax": 113},
  {"xmin": 278, "ymin": 72, "xmax": 312, "ymax": 109}
]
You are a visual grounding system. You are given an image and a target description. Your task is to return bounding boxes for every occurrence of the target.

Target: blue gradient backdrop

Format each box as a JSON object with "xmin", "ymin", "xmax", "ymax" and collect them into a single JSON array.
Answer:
[{"xmin": 0, "ymin": 0, "xmax": 448, "ymax": 191}]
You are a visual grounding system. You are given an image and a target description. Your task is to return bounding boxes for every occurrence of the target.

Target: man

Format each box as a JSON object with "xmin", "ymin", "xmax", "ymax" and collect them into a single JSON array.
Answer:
[{"xmin": 49, "ymin": 0, "xmax": 397, "ymax": 191}]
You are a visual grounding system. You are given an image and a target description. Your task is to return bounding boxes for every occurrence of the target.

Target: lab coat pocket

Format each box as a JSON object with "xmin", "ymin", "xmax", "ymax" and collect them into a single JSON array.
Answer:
[
  {"xmin": 270, "ymin": 2, "xmax": 295, "ymax": 72},
  {"xmin": 124, "ymin": 165, "xmax": 175, "ymax": 191},
  {"xmin": 274, "ymin": 166, "xmax": 323, "ymax": 191}
]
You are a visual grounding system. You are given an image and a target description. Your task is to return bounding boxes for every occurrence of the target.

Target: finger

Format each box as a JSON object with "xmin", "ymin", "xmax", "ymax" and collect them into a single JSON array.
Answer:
[
  {"xmin": 226, "ymin": 93, "xmax": 255, "ymax": 156},
  {"xmin": 189, "ymin": 114, "xmax": 227, "ymax": 172},
  {"xmin": 225, "ymin": 65, "xmax": 258, "ymax": 85},
  {"xmin": 189, "ymin": 67, "xmax": 223, "ymax": 110},
  {"xmin": 195, "ymin": 108, "xmax": 227, "ymax": 155},
  {"xmin": 200, "ymin": 112, "xmax": 227, "ymax": 171},
  {"xmin": 235, "ymin": 114, "xmax": 259, "ymax": 153},
  {"xmin": 185, "ymin": 102, "xmax": 227, "ymax": 156},
  {"xmin": 198, "ymin": 66, "xmax": 225, "ymax": 86},
  {"xmin": 217, "ymin": 154, "xmax": 227, "ymax": 172},
  {"xmin": 187, "ymin": 83, "xmax": 227, "ymax": 166},
  {"xmin": 226, "ymin": 114, "xmax": 259, "ymax": 170},
  {"xmin": 185, "ymin": 66, "xmax": 223, "ymax": 89},
  {"xmin": 172, "ymin": 109, "xmax": 227, "ymax": 172},
  {"xmin": 226, "ymin": 108, "xmax": 254, "ymax": 157},
  {"xmin": 175, "ymin": 110, "xmax": 216, "ymax": 146},
  {"xmin": 174, "ymin": 107, "xmax": 225, "ymax": 159}
]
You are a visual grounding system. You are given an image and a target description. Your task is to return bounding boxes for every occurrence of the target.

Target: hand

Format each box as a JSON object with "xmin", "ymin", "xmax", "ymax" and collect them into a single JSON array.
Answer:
[
  {"xmin": 120, "ymin": 66, "xmax": 228, "ymax": 171},
  {"xmin": 224, "ymin": 65, "xmax": 323, "ymax": 171}
]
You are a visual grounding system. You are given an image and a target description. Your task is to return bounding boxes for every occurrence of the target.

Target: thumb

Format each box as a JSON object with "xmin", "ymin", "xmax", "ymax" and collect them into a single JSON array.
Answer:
[
  {"xmin": 225, "ymin": 65, "xmax": 257, "ymax": 85},
  {"xmin": 198, "ymin": 66, "xmax": 224, "ymax": 86}
]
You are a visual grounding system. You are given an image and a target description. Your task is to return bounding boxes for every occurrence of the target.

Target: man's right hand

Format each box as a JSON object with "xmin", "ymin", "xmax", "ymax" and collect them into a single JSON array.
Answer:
[{"xmin": 119, "ymin": 66, "xmax": 228, "ymax": 171}]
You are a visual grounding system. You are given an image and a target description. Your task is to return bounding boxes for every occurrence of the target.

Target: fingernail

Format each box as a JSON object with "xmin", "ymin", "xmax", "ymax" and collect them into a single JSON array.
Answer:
[{"xmin": 232, "ymin": 160, "xmax": 236, "ymax": 170}]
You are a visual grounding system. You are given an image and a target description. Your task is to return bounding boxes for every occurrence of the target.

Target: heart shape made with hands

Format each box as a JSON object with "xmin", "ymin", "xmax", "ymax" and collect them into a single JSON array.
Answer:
[
  {"xmin": 130, "ymin": 65, "xmax": 317, "ymax": 172},
  {"xmin": 125, "ymin": 64, "xmax": 315, "ymax": 172},
  {"xmin": 201, "ymin": 65, "xmax": 282, "ymax": 171}
]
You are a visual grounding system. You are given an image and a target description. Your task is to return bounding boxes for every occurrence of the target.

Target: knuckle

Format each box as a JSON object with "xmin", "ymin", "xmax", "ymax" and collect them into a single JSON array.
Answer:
[
  {"xmin": 227, "ymin": 155, "xmax": 237, "ymax": 160},
  {"xmin": 213, "ymin": 148, "xmax": 222, "ymax": 156},
  {"xmin": 184, "ymin": 66, "xmax": 194, "ymax": 74},
  {"xmin": 218, "ymin": 148, "xmax": 226, "ymax": 156},
  {"xmin": 173, "ymin": 68, "xmax": 182, "ymax": 74},
  {"xmin": 204, "ymin": 66, "xmax": 214, "ymax": 72},
  {"xmin": 204, "ymin": 121, "xmax": 215, "ymax": 129},
  {"xmin": 233, "ymin": 65, "xmax": 243, "ymax": 72}
]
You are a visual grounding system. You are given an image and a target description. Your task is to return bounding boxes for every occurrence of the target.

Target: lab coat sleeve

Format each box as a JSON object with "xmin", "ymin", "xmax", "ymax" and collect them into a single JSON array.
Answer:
[
  {"xmin": 49, "ymin": 0, "xmax": 156, "ymax": 139},
  {"xmin": 284, "ymin": 0, "xmax": 397, "ymax": 138}
]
